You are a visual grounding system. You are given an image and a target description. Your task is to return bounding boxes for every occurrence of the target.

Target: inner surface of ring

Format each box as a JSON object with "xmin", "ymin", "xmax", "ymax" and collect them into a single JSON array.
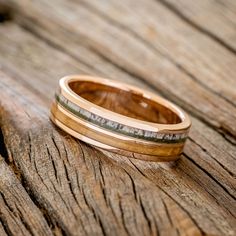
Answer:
[{"xmin": 69, "ymin": 81, "xmax": 181, "ymax": 124}]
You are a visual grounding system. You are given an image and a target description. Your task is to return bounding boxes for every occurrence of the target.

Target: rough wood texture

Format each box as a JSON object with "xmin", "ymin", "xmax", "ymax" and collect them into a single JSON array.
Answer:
[
  {"xmin": 0, "ymin": 155, "xmax": 53, "ymax": 236},
  {"xmin": 0, "ymin": 0, "xmax": 235, "ymax": 235},
  {"xmin": 7, "ymin": 0, "xmax": 236, "ymax": 137},
  {"xmin": 160, "ymin": 0, "xmax": 236, "ymax": 52}
]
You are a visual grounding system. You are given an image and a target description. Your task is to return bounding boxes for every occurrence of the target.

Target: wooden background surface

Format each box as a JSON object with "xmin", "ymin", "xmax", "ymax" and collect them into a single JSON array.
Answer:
[{"xmin": 0, "ymin": 0, "xmax": 236, "ymax": 235}]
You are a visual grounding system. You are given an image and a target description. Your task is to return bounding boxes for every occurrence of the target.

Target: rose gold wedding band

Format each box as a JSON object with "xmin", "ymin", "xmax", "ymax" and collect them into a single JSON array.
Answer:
[{"xmin": 50, "ymin": 75, "xmax": 191, "ymax": 162}]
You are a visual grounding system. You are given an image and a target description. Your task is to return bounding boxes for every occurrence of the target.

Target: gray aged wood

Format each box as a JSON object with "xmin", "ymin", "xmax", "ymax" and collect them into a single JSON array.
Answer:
[{"xmin": 0, "ymin": 0, "xmax": 235, "ymax": 235}]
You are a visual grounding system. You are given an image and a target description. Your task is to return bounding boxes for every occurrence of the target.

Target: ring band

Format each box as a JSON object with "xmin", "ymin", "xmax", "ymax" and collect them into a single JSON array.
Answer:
[{"xmin": 50, "ymin": 75, "xmax": 191, "ymax": 162}]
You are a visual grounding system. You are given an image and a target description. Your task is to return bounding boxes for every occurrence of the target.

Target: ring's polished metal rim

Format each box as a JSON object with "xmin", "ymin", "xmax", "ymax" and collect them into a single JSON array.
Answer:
[{"xmin": 50, "ymin": 75, "xmax": 191, "ymax": 162}]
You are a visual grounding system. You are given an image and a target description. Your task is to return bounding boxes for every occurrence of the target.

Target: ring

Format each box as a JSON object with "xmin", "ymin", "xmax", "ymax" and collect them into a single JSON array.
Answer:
[{"xmin": 50, "ymin": 75, "xmax": 191, "ymax": 162}]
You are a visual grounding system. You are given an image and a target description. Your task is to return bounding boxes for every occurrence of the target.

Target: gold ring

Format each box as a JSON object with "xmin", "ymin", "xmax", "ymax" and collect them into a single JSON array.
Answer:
[{"xmin": 50, "ymin": 75, "xmax": 191, "ymax": 162}]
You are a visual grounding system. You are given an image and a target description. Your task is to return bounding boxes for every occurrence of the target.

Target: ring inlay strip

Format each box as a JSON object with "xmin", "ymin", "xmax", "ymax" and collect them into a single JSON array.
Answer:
[{"xmin": 56, "ymin": 93, "xmax": 187, "ymax": 144}]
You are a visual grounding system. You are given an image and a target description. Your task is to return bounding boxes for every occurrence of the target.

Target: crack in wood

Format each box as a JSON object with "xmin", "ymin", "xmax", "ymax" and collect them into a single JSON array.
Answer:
[
  {"xmin": 183, "ymin": 152, "xmax": 236, "ymax": 206},
  {"xmin": 127, "ymin": 159, "xmax": 205, "ymax": 234},
  {"xmin": 188, "ymin": 137, "xmax": 236, "ymax": 178},
  {"xmin": 0, "ymin": 156, "xmax": 55, "ymax": 236},
  {"xmin": 0, "ymin": 217, "xmax": 12, "ymax": 236},
  {"xmin": 0, "ymin": 129, "xmax": 8, "ymax": 160}
]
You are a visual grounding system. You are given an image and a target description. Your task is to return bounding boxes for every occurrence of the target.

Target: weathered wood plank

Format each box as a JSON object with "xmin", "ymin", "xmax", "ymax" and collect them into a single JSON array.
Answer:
[
  {"xmin": 5, "ymin": 0, "xmax": 236, "ymax": 139},
  {"xmin": 0, "ymin": 0, "xmax": 236, "ymax": 235},
  {"xmin": 0, "ymin": 23, "xmax": 235, "ymax": 199},
  {"xmin": 159, "ymin": 0, "xmax": 236, "ymax": 52},
  {"xmin": 0, "ymin": 22, "xmax": 148, "ymax": 101},
  {"xmin": 0, "ymin": 23, "xmax": 235, "ymax": 235},
  {"xmin": 78, "ymin": 0, "xmax": 236, "ymax": 103},
  {"xmin": 0, "ymin": 72, "xmax": 202, "ymax": 235},
  {"xmin": 0, "ymin": 155, "xmax": 53, "ymax": 236}
]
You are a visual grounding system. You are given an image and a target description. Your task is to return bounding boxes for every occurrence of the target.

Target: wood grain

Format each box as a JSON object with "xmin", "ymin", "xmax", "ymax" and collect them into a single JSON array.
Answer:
[
  {"xmin": 0, "ymin": 155, "xmax": 53, "ymax": 236},
  {"xmin": 5, "ymin": 0, "xmax": 236, "ymax": 138},
  {"xmin": 0, "ymin": 0, "xmax": 235, "ymax": 235},
  {"xmin": 159, "ymin": 0, "xmax": 236, "ymax": 52},
  {"xmin": 0, "ymin": 23, "xmax": 235, "ymax": 197}
]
